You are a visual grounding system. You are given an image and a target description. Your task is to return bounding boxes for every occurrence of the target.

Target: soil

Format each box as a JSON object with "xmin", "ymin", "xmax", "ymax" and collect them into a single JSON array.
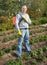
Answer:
[
  {"xmin": 0, "ymin": 41, "xmax": 47, "ymax": 65},
  {"xmin": 0, "ymin": 25, "xmax": 47, "ymax": 65}
]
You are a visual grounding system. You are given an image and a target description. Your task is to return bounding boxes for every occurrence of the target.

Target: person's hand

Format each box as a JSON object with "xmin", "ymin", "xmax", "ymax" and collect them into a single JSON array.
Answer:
[
  {"xmin": 18, "ymin": 29, "xmax": 22, "ymax": 36},
  {"xmin": 22, "ymin": 15, "xmax": 28, "ymax": 22}
]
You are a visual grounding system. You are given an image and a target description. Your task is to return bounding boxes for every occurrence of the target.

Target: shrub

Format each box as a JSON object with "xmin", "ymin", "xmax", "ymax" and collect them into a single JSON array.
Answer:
[
  {"xmin": 0, "ymin": 16, "xmax": 13, "ymax": 31},
  {"xmin": 32, "ymin": 20, "xmax": 40, "ymax": 25},
  {"xmin": 31, "ymin": 17, "xmax": 47, "ymax": 26},
  {"xmin": 39, "ymin": 17, "xmax": 47, "ymax": 24}
]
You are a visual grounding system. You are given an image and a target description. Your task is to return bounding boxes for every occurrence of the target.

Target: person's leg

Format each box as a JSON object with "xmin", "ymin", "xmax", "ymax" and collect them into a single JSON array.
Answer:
[
  {"xmin": 24, "ymin": 29, "xmax": 31, "ymax": 52},
  {"xmin": 16, "ymin": 29, "xmax": 25, "ymax": 56}
]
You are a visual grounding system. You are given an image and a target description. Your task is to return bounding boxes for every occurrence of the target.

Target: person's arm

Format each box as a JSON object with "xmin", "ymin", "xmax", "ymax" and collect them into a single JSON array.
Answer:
[
  {"xmin": 27, "ymin": 14, "xmax": 31, "ymax": 24},
  {"xmin": 15, "ymin": 14, "xmax": 22, "ymax": 35},
  {"xmin": 15, "ymin": 14, "xmax": 19, "ymax": 30},
  {"xmin": 22, "ymin": 14, "xmax": 32, "ymax": 24}
]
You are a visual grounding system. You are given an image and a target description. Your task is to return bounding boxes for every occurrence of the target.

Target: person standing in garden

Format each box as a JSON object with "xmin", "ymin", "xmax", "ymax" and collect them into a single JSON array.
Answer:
[{"xmin": 15, "ymin": 5, "xmax": 32, "ymax": 57}]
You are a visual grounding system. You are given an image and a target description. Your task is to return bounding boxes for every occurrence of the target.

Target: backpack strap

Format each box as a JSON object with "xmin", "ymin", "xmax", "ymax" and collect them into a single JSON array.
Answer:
[{"xmin": 18, "ymin": 13, "xmax": 23, "ymax": 25}]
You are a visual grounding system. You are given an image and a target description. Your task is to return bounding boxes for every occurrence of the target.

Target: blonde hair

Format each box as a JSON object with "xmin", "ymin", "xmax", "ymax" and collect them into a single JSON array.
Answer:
[{"xmin": 21, "ymin": 5, "xmax": 27, "ymax": 9}]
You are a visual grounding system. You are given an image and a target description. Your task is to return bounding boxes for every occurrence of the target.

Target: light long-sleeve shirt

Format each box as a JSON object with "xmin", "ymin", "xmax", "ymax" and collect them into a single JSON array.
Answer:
[{"xmin": 15, "ymin": 12, "xmax": 32, "ymax": 30}]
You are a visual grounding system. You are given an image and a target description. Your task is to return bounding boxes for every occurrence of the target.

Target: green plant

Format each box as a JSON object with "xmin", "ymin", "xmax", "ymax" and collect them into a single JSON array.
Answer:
[
  {"xmin": 32, "ymin": 20, "xmax": 40, "ymax": 25},
  {"xmin": 36, "ymin": 48, "xmax": 45, "ymax": 61},
  {"xmin": 16, "ymin": 56, "xmax": 23, "ymax": 61},
  {"xmin": 0, "ymin": 43, "xmax": 17, "ymax": 56},
  {"xmin": 0, "ymin": 50, "xmax": 5, "ymax": 56},
  {"xmin": 23, "ymin": 53, "xmax": 31, "ymax": 60},
  {"xmin": 2, "ymin": 37, "xmax": 10, "ymax": 43},
  {"xmin": 12, "ymin": 44, "xmax": 17, "ymax": 50},
  {"xmin": 6, "ymin": 59, "xmax": 22, "ymax": 65},
  {"xmin": 43, "ymin": 46, "xmax": 47, "ymax": 51},
  {"xmin": 2, "ymin": 34, "xmax": 18, "ymax": 43},
  {"xmin": 37, "ymin": 54, "xmax": 45, "ymax": 61},
  {"xmin": 31, "ymin": 50, "xmax": 37, "ymax": 57},
  {"xmin": 36, "ymin": 48, "xmax": 43, "ymax": 54},
  {"xmin": 31, "ymin": 59, "xmax": 36, "ymax": 65},
  {"xmin": 0, "ymin": 47, "xmax": 11, "ymax": 56},
  {"xmin": 0, "ymin": 16, "xmax": 13, "ymax": 31},
  {"xmin": 39, "ymin": 17, "xmax": 47, "ymax": 24},
  {"xmin": 30, "ymin": 38, "xmax": 35, "ymax": 44},
  {"xmin": 30, "ymin": 27, "xmax": 47, "ymax": 35},
  {"xmin": 2, "ymin": 48, "xmax": 11, "ymax": 53},
  {"xmin": 39, "ymin": 35, "xmax": 45, "ymax": 41},
  {"xmin": 30, "ymin": 34, "xmax": 47, "ymax": 45}
]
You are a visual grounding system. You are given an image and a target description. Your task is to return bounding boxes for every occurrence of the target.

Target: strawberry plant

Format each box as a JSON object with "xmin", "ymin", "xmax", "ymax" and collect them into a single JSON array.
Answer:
[
  {"xmin": 43, "ymin": 46, "xmax": 47, "ymax": 57},
  {"xmin": 0, "ymin": 43, "xmax": 17, "ymax": 56},
  {"xmin": 30, "ymin": 28, "xmax": 46, "ymax": 34},
  {"xmin": 2, "ymin": 37, "xmax": 10, "ymax": 43},
  {"xmin": 25, "ymin": 58, "xmax": 36, "ymax": 65},
  {"xmin": 39, "ymin": 36, "xmax": 44, "ymax": 41},
  {"xmin": 16, "ymin": 56, "xmax": 23, "ymax": 61},
  {"xmin": 2, "ymin": 34, "xmax": 18, "ymax": 43},
  {"xmin": 0, "ymin": 50, "xmax": 5, "ymax": 56},
  {"xmin": 30, "ymin": 38, "xmax": 36, "ymax": 44},
  {"xmin": 0, "ymin": 47, "xmax": 11, "ymax": 56},
  {"xmin": 12, "ymin": 43, "xmax": 17, "ymax": 50},
  {"xmin": 23, "ymin": 53, "xmax": 31, "ymax": 60},
  {"xmin": 30, "ymin": 59, "xmax": 36, "ymax": 65},
  {"xmin": 36, "ymin": 48, "xmax": 43, "ymax": 54},
  {"xmin": 37, "ymin": 54, "xmax": 45, "ymax": 61},
  {"xmin": 35, "ymin": 48, "xmax": 45, "ymax": 61},
  {"xmin": 31, "ymin": 50, "xmax": 38, "ymax": 58},
  {"xmin": 2, "ymin": 48, "xmax": 11, "ymax": 53},
  {"xmin": 6, "ymin": 59, "xmax": 22, "ymax": 65},
  {"xmin": 43, "ymin": 46, "xmax": 47, "ymax": 51},
  {"xmin": 30, "ymin": 34, "xmax": 47, "ymax": 45}
]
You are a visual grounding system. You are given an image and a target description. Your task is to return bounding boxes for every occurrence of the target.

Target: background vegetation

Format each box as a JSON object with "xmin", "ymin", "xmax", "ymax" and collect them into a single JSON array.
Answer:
[{"xmin": 0, "ymin": 0, "xmax": 47, "ymax": 31}]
